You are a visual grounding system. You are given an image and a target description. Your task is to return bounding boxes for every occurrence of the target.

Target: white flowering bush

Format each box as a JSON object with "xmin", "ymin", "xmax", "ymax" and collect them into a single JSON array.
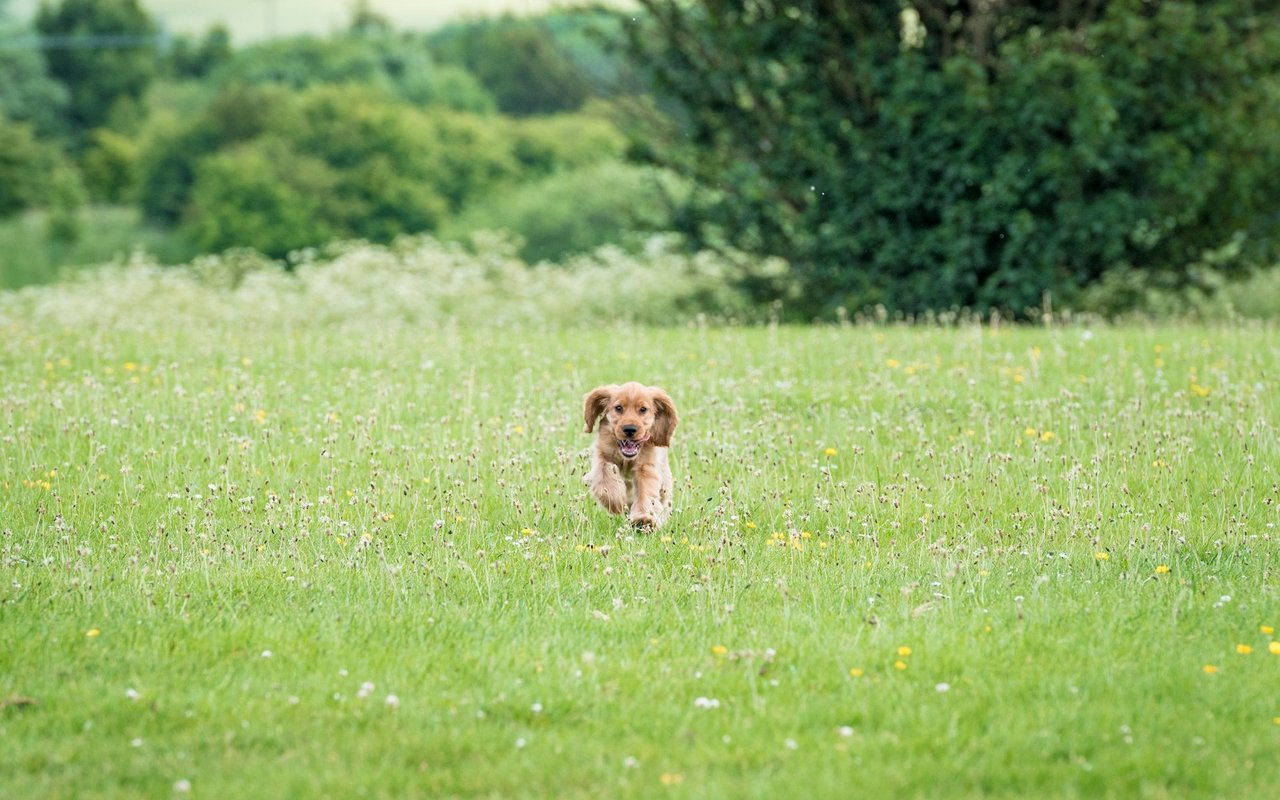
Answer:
[{"xmin": 0, "ymin": 234, "xmax": 789, "ymax": 331}]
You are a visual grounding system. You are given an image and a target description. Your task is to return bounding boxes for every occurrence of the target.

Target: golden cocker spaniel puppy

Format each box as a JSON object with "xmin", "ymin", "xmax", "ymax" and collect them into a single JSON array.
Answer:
[{"xmin": 582, "ymin": 382, "xmax": 679, "ymax": 529}]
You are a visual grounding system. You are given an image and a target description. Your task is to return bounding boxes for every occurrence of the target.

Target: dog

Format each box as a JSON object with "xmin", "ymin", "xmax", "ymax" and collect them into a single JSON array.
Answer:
[{"xmin": 582, "ymin": 382, "xmax": 679, "ymax": 529}]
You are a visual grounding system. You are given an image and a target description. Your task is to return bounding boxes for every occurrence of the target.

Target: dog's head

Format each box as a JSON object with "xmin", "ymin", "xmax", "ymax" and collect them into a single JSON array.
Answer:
[{"xmin": 583, "ymin": 382, "xmax": 678, "ymax": 459}]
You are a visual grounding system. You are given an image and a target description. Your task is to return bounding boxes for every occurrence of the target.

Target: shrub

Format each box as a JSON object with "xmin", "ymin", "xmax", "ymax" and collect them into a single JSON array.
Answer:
[
  {"xmin": 80, "ymin": 128, "xmax": 139, "ymax": 202},
  {"xmin": 187, "ymin": 139, "xmax": 341, "ymax": 258},
  {"xmin": 441, "ymin": 161, "xmax": 684, "ymax": 263},
  {"xmin": 506, "ymin": 109, "xmax": 627, "ymax": 176},
  {"xmin": 0, "ymin": 115, "xmax": 59, "ymax": 217},
  {"xmin": 625, "ymin": 0, "xmax": 1280, "ymax": 317}
]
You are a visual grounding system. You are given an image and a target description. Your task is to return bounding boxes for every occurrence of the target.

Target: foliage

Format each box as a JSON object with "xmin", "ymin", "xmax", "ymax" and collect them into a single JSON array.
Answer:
[
  {"xmin": 624, "ymin": 0, "xmax": 1280, "ymax": 317},
  {"xmin": 136, "ymin": 82, "xmax": 524, "ymax": 257},
  {"xmin": 44, "ymin": 163, "xmax": 85, "ymax": 245},
  {"xmin": 0, "ymin": 203, "xmax": 196, "ymax": 290},
  {"xmin": 34, "ymin": 0, "xmax": 159, "ymax": 134},
  {"xmin": 210, "ymin": 33, "xmax": 495, "ymax": 114},
  {"xmin": 0, "ymin": 115, "xmax": 59, "ymax": 217},
  {"xmin": 506, "ymin": 108, "xmax": 627, "ymax": 176},
  {"xmin": 428, "ymin": 14, "xmax": 592, "ymax": 116},
  {"xmin": 80, "ymin": 127, "xmax": 140, "ymax": 202},
  {"xmin": 187, "ymin": 138, "xmax": 341, "ymax": 257},
  {"xmin": 0, "ymin": 17, "xmax": 70, "ymax": 137},
  {"xmin": 441, "ymin": 161, "xmax": 685, "ymax": 263},
  {"xmin": 165, "ymin": 24, "xmax": 232, "ymax": 80}
]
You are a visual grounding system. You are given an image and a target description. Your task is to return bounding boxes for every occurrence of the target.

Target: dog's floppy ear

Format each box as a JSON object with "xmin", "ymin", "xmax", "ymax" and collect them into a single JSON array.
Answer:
[
  {"xmin": 582, "ymin": 385, "xmax": 617, "ymax": 433},
  {"xmin": 648, "ymin": 387, "xmax": 679, "ymax": 447}
]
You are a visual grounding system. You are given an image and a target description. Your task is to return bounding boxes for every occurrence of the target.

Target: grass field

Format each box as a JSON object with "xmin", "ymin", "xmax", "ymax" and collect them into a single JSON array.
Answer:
[{"xmin": 2, "ymin": 249, "xmax": 1278, "ymax": 798}]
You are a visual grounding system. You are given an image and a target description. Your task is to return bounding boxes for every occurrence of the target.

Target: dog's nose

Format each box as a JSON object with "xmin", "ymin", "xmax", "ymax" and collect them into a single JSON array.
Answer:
[{"xmin": 622, "ymin": 425, "xmax": 638, "ymax": 438}]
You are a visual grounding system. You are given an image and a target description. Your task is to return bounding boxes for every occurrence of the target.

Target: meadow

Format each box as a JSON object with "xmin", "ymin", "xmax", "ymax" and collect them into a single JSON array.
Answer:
[{"xmin": 1, "ymin": 242, "xmax": 1278, "ymax": 798}]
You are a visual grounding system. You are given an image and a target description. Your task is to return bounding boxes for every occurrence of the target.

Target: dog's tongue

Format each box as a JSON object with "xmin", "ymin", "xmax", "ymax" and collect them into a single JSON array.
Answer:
[{"xmin": 619, "ymin": 439, "xmax": 643, "ymax": 457}]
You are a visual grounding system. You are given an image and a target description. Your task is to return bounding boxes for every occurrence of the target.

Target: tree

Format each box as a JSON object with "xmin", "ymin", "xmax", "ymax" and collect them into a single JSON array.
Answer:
[
  {"xmin": 167, "ymin": 24, "xmax": 232, "ymax": 80},
  {"xmin": 429, "ymin": 16, "xmax": 591, "ymax": 116},
  {"xmin": 624, "ymin": 0, "xmax": 1280, "ymax": 316},
  {"xmin": 0, "ymin": 115, "xmax": 59, "ymax": 217},
  {"xmin": 210, "ymin": 33, "xmax": 494, "ymax": 113},
  {"xmin": 0, "ymin": 16, "xmax": 70, "ymax": 137},
  {"xmin": 35, "ymin": 0, "xmax": 159, "ymax": 135}
]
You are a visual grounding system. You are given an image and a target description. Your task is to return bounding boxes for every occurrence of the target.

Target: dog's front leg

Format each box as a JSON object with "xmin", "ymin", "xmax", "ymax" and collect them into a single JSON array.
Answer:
[
  {"xmin": 628, "ymin": 464, "xmax": 663, "ymax": 529},
  {"xmin": 585, "ymin": 459, "xmax": 627, "ymax": 515}
]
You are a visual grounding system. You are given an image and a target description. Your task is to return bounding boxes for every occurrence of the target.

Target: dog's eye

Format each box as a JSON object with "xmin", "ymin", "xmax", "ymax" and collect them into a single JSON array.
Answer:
[
  {"xmin": 613, "ymin": 405, "xmax": 623, "ymax": 413},
  {"xmin": 639, "ymin": 407, "xmax": 648, "ymax": 414}
]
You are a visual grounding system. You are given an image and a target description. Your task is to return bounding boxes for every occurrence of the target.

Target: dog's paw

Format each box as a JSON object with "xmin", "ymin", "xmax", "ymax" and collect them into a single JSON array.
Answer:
[{"xmin": 628, "ymin": 512, "xmax": 656, "ymax": 530}]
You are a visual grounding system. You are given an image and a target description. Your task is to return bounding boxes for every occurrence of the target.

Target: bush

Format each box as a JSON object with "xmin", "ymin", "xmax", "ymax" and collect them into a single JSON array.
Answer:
[
  {"xmin": 0, "ymin": 116, "xmax": 59, "ymax": 217},
  {"xmin": 441, "ymin": 161, "xmax": 684, "ymax": 263},
  {"xmin": 626, "ymin": 0, "xmax": 1280, "ymax": 317},
  {"xmin": 506, "ymin": 109, "xmax": 626, "ymax": 176},
  {"xmin": 187, "ymin": 139, "xmax": 341, "ymax": 257},
  {"xmin": 81, "ymin": 128, "xmax": 139, "ymax": 202},
  {"xmin": 0, "ymin": 235, "xmax": 785, "ymax": 329}
]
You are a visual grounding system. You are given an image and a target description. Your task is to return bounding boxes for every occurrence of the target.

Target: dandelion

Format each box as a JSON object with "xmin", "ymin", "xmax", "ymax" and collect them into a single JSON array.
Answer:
[
  {"xmin": 86, "ymin": 628, "xmax": 100, "ymax": 638},
  {"xmin": 784, "ymin": 738, "xmax": 799, "ymax": 750},
  {"xmin": 659, "ymin": 772, "xmax": 684, "ymax": 786},
  {"xmin": 935, "ymin": 683, "xmax": 951, "ymax": 693},
  {"xmin": 1237, "ymin": 644, "xmax": 1254, "ymax": 655},
  {"xmin": 897, "ymin": 646, "xmax": 912, "ymax": 657},
  {"xmin": 1155, "ymin": 565, "xmax": 1171, "ymax": 575},
  {"xmin": 1039, "ymin": 430, "xmax": 1056, "ymax": 442},
  {"xmin": 1270, "ymin": 642, "xmax": 1280, "ymax": 655},
  {"xmin": 1024, "ymin": 427, "xmax": 1038, "ymax": 437},
  {"xmin": 894, "ymin": 660, "xmax": 908, "ymax": 671},
  {"xmin": 1261, "ymin": 625, "xmax": 1274, "ymax": 635},
  {"xmin": 848, "ymin": 668, "xmax": 864, "ymax": 678},
  {"xmin": 174, "ymin": 779, "xmax": 191, "ymax": 793},
  {"xmin": 824, "ymin": 447, "xmax": 837, "ymax": 457},
  {"xmin": 385, "ymin": 694, "xmax": 400, "ymax": 709},
  {"xmin": 1095, "ymin": 552, "xmax": 1110, "ymax": 561},
  {"xmin": 838, "ymin": 726, "xmax": 854, "ymax": 737},
  {"xmin": 531, "ymin": 702, "xmax": 543, "ymax": 714},
  {"xmin": 1202, "ymin": 665, "xmax": 1219, "ymax": 675},
  {"xmin": 711, "ymin": 645, "xmax": 728, "ymax": 656},
  {"xmin": 886, "ymin": 359, "xmax": 900, "ymax": 369}
]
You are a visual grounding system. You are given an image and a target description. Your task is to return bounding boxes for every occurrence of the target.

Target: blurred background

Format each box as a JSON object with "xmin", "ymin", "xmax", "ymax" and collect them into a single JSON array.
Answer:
[{"xmin": 1, "ymin": 0, "xmax": 1278, "ymax": 318}]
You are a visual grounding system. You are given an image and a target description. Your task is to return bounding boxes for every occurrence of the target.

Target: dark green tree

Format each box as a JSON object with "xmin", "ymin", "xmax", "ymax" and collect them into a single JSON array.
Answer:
[
  {"xmin": 625, "ymin": 0, "xmax": 1280, "ymax": 316},
  {"xmin": 35, "ymin": 0, "xmax": 159, "ymax": 134},
  {"xmin": 429, "ymin": 15, "xmax": 591, "ymax": 116},
  {"xmin": 166, "ymin": 24, "xmax": 232, "ymax": 79},
  {"xmin": 0, "ymin": 16, "xmax": 70, "ymax": 137}
]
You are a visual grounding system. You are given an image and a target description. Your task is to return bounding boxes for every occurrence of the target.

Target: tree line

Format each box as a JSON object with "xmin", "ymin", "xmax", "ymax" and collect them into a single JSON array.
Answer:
[{"xmin": 2, "ymin": 0, "xmax": 1278, "ymax": 316}]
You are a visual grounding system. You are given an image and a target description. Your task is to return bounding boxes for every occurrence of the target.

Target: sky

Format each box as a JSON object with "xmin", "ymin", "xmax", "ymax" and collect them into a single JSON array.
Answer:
[{"xmin": 8, "ymin": 1, "xmax": 609, "ymax": 41}]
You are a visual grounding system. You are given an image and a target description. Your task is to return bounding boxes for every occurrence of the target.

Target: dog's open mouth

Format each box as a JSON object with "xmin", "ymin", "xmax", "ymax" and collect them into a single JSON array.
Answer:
[{"xmin": 618, "ymin": 438, "xmax": 646, "ymax": 459}]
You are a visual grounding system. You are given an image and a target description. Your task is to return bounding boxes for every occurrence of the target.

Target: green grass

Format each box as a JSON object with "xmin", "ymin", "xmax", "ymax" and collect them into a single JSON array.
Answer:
[
  {"xmin": 0, "ymin": 205, "xmax": 197, "ymax": 291},
  {"xmin": 1, "ymin": 254, "xmax": 1278, "ymax": 798}
]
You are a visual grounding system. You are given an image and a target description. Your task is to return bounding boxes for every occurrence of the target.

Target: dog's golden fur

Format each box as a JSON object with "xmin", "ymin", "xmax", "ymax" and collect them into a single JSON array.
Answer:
[{"xmin": 582, "ymin": 382, "xmax": 678, "ymax": 529}]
